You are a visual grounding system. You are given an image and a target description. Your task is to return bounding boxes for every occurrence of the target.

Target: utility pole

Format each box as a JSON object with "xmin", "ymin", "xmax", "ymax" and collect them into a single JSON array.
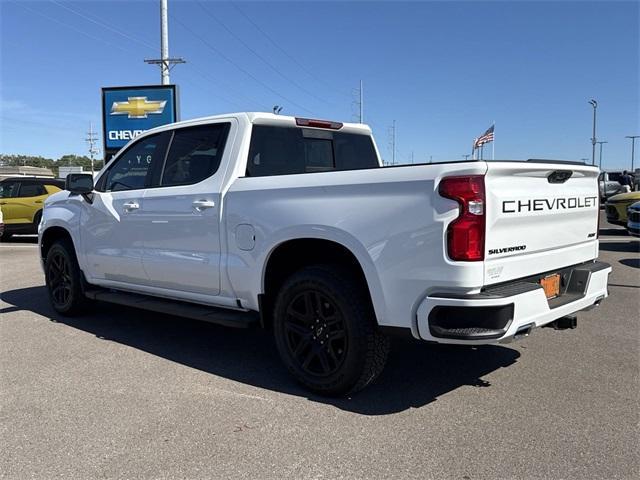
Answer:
[
  {"xmin": 145, "ymin": 0, "xmax": 185, "ymax": 84},
  {"xmin": 389, "ymin": 120, "xmax": 396, "ymax": 165},
  {"xmin": 85, "ymin": 122, "xmax": 99, "ymax": 175},
  {"xmin": 353, "ymin": 80, "xmax": 364, "ymax": 123},
  {"xmin": 626, "ymin": 135, "xmax": 640, "ymax": 171},
  {"xmin": 463, "ymin": 154, "xmax": 470, "ymax": 161},
  {"xmin": 588, "ymin": 99, "xmax": 598, "ymax": 166},
  {"xmin": 596, "ymin": 141, "xmax": 608, "ymax": 170},
  {"xmin": 411, "ymin": 151, "xmax": 414, "ymax": 164},
  {"xmin": 359, "ymin": 80, "xmax": 363, "ymax": 124}
]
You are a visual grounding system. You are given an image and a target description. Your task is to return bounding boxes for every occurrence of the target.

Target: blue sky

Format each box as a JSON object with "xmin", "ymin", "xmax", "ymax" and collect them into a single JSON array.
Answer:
[{"xmin": 1, "ymin": 0, "xmax": 638, "ymax": 169}]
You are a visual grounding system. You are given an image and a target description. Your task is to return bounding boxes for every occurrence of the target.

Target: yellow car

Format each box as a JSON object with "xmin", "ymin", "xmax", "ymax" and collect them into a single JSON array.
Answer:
[
  {"xmin": 605, "ymin": 190, "xmax": 640, "ymax": 226},
  {"xmin": 0, "ymin": 177, "xmax": 64, "ymax": 240}
]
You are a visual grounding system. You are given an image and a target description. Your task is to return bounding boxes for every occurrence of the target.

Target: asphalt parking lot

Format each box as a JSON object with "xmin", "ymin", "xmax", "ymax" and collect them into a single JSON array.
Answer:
[{"xmin": 1, "ymin": 215, "xmax": 638, "ymax": 479}]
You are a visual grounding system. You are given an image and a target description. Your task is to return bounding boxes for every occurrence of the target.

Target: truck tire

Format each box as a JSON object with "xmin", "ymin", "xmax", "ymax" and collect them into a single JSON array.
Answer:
[
  {"xmin": 32, "ymin": 210, "xmax": 42, "ymax": 234},
  {"xmin": 45, "ymin": 238, "xmax": 89, "ymax": 315},
  {"xmin": 273, "ymin": 265, "xmax": 390, "ymax": 396}
]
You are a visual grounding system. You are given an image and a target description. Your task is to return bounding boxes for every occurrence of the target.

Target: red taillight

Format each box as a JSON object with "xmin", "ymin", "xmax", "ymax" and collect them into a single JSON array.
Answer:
[
  {"xmin": 295, "ymin": 117, "xmax": 343, "ymax": 130},
  {"xmin": 438, "ymin": 175, "xmax": 486, "ymax": 261}
]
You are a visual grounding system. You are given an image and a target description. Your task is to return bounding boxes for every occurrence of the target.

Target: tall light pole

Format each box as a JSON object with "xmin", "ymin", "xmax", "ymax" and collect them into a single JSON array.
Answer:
[
  {"xmin": 596, "ymin": 141, "xmax": 608, "ymax": 170},
  {"xmin": 588, "ymin": 99, "xmax": 597, "ymax": 166},
  {"xmin": 626, "ymin": 135, "xmax": 640, "ymax": 171}
]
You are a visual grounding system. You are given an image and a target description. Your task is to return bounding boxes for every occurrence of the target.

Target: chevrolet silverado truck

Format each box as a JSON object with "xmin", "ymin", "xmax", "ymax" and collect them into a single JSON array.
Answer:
[{"xmin": 39, "ymin": 112, "xmax": 611, "ymax": 395}]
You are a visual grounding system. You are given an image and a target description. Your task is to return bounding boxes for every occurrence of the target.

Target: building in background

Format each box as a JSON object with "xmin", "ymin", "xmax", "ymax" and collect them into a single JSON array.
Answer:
[{"xmin": 0, "ymin": 166, "xmax": 55, "ymax": 180}]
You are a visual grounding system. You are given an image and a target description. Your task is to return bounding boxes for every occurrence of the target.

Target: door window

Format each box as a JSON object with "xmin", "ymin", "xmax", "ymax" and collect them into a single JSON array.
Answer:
[
  {"xmin": 0, "ymin": 182, "xmax": 20, "ymax": 198},
  {"xmin": 102, "ymin": 133, "xmax": 170, "ymax": 192},
  {"xmin": 160, "ymin": 123, "xmax": 230, "ymax": 186},
  {"xmin": 17, "ymin": 183, "xmax": 46, "ymax": 198}
]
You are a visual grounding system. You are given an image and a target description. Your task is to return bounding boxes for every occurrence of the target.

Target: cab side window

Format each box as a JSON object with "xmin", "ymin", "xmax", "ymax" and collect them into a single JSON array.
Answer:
[
  {"xmin": 0, "ymin": 182, "xmax": 20, "ymax": 198},
  {"xmin": 103, "ymin": 133, "xmax": 170, "ymax": 192},
  {"xmin": 161, "ymin": 123, "xmax": 230, "ymax": 186},
  {"xmin": 17, "ymin": 183, "xmax": 46, "ymax": 197}
]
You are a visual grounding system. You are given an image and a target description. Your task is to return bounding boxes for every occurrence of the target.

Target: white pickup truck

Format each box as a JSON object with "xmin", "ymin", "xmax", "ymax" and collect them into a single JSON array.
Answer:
[{"xmin": 40, "ymin": 112, "xmax": 611, "ymax": 395}]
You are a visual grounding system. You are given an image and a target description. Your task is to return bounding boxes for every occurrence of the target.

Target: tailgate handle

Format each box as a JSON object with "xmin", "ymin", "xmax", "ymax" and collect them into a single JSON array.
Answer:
[{"xmin": 548, "ymin": 170, "xmax": 573, "ymax": 183}]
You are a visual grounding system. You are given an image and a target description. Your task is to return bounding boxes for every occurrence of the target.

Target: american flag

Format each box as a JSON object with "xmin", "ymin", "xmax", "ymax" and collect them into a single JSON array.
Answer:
[{"xmin": 474, "ymin": 124, "xmax": 495, "ymax": 149}]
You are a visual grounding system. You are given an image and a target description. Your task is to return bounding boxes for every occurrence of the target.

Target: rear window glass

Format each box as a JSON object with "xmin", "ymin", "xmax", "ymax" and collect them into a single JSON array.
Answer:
[{"xmin": 246, "ymin": 125, "xmax": 379, "ymax": 177}]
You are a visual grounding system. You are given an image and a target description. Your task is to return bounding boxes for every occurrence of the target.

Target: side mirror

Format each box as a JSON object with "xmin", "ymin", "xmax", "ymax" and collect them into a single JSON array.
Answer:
[{"xmin": 65, "ymin": 173, "xmax": 94, "ymax": 194}]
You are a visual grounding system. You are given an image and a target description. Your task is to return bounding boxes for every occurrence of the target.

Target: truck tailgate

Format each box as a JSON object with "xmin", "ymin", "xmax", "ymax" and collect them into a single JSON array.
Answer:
[{"xmin": 484, "ymin": 162, "xmax": 600, "ymax": 285}]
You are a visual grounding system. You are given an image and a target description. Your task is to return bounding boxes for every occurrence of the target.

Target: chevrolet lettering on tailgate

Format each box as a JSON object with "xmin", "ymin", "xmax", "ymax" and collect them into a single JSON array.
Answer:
[{"xmin": 502, "ymin": 196, "xmax": 598, "ymax": 213}]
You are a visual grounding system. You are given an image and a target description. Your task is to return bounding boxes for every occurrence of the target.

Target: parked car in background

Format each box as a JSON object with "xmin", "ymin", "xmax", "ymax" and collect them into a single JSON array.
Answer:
[
  {"xmin": 627, "ymin": 201, "xmax": 640, "ymax": 237},
  {"xmin": 0, "ymin": 177, "xmax": 65, "ymax": 240},
  {"xmin": 598, "ymin": 171, "xmax": 624, "ymax": 201},
  {"xmin": 605, "ymin": 191, "xmax": 640, "ymax": 226}
]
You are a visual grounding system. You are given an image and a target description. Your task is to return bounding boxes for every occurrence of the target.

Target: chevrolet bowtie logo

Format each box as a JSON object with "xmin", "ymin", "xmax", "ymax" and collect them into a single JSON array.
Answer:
[{"xmin": 110, "ymin": 96, "xmax": 167, "ymax": 119}]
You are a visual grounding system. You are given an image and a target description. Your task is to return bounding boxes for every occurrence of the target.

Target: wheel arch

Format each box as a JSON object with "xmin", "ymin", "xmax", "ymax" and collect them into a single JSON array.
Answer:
[
  {"xmin": 40, "ymin": 226, "xmax": 75, "ymax": 262},
  {"xmin": 260, "ymin": 237, "xmax": 385, "ymax": 328}
]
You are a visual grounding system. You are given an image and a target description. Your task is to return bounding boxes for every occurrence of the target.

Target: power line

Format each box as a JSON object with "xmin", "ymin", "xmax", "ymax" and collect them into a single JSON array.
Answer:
[
  {"xmin": 170, "ymin": 12, "xmax": 314, "ymax": 115},
  {"xmin": 49, "ymin": 0, "xmax": 157, "ymax": 52},
  {"xmin": 19, "ymin": 1, "xmax": 259, "ymax": 113},
  {"xmin": 196, "ymin": 1, "xmax": 329, "ymax": 106},
  {"xmin": 185, "ymin": 63, "xmax": 271, "ymax": 111},
  {"xmin": 13, "ymin": 2, "xmax": 134, "ymax": 54},
  {"xmin": 230, "ymin": 2, "xmax": 351, "ymax": 99}
]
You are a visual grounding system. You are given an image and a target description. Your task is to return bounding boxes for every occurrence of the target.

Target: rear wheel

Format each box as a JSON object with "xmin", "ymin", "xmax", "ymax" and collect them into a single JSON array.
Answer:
[
  {"xmin": 273, "ymin": 265, "xmax": 390, "ymax": 396},
  {"xmin": 45, "ymin": 239, "xmax": 88, "ymax": 315},
  {"xmin": 0, "ymin": 232, "xmax": 12, "ymax": 242}
]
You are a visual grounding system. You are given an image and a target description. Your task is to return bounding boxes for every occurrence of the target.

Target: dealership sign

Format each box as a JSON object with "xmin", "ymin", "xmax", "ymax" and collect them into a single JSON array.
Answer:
[{"xmin": 102, "ymin": 85, "xmax": 178, "ymax": 157}]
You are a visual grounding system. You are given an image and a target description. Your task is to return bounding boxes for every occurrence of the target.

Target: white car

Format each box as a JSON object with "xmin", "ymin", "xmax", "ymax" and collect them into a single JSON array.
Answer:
[{"xmin": 39, "ymin": 113, "xmax": 611, "ymax": 395}]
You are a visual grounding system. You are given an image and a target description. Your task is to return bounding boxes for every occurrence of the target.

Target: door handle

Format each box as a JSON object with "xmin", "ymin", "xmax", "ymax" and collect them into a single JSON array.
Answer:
[
  {"xmin": 192, "ymin": 199, "xmax": 215, "ymax": 211},
  {"xmin": 123, "ymin": 201, "xmax": 140, "ymax": 212}
]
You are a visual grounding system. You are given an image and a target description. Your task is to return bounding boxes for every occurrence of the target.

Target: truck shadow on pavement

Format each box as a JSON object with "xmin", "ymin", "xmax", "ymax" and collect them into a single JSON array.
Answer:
[
  {"xmin": 598, "ymin": 241, "xmax": 640, "ymax": 253},
  {"xmin": 598, "ymin": 227, "xmax": 628, "ymax": 237},
  {"xmin": 1, "ymin": 286, "xmax": 520, "ymax": 415}
]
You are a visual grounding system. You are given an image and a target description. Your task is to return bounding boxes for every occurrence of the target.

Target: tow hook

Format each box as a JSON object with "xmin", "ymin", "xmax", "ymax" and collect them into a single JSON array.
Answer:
[{"xmin": 545, "ymin": 315, "xmax": 578, "ymax": 330}]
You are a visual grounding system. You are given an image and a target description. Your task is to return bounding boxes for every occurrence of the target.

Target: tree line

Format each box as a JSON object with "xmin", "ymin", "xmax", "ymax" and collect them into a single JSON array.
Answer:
[{"xmin": 0, "ymin": 154, "xmax": 105, "ymax": 176}]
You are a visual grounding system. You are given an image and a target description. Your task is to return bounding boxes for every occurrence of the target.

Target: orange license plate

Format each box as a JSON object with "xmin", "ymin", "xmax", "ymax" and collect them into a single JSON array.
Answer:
[{"xmin": 540, "ymin": 274, "xmax": 560, "ymax": 299}]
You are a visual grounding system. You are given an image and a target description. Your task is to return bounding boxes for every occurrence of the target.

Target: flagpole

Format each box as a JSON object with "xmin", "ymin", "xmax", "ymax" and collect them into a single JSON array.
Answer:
[{"xmin": 492, "ymin": 121, "xmax": 495, "ymax": 160}]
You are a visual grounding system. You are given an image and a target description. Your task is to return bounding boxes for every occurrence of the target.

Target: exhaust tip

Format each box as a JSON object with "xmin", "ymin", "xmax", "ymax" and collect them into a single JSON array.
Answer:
[{"xmin": 514, "ymin": 323, "xmax": 535, "ymax": 340}]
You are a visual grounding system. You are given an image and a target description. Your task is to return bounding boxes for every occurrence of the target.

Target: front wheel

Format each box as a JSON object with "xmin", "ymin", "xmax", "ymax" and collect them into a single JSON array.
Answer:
[
  {"xmin": 45, "ymin": 239, "xmax": 88, "ymax": 315},
  {"xmin": 273, "ymin": 265, "xmax": 390, "ymax": 396}
]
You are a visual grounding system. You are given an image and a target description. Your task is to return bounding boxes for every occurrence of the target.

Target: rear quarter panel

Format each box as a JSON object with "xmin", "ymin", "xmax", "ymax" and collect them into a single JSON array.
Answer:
[{"xmin": 223, "ymin": 162, "xmax": 487, "ymax": 329}]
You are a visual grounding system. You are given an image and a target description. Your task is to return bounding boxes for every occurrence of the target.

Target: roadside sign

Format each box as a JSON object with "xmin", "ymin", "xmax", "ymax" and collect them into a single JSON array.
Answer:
[{"xmin": 102, "ymin": 85, "xmax": 178, "ymax": 160}]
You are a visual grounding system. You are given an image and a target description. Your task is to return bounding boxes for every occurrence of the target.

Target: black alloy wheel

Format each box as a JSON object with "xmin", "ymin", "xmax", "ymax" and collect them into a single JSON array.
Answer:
[
  {"xmin": 45, "ymin": 239, "xmax": 88, "ymax": 315},
  {"xmin": 283, "ymin": 289, "xmax": 347, "ymax": 377},
  {"xmin": 47, "ymin": 250, "xmax": 73, "ymax": 309},
  {"xmin": 273, "ymin": 265, "xmax": 390, "ymax": 396}
]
